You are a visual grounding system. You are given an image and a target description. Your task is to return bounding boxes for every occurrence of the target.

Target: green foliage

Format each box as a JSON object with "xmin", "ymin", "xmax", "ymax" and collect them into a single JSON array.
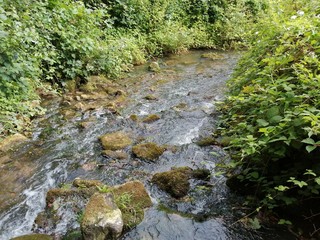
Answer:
[
  {"xmin": 0, "ymin": 0, "xmax": 266, "ymax": 136},
  {"xmin": 218, "ymin": 0, "xmax": 320, "ymax": 220}
]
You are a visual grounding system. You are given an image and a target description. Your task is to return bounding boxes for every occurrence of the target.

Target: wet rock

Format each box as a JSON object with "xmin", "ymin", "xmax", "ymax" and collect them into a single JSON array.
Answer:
[
  {"xmin": 81, "ymin": 193, "xmax": 123, "ymax": 240},
  {"xmin": 132, "ymin": 142, "xmax": 165, "ymax": 161},
  {"xmin": 148, "ymin": 62, "xmax": 160, "ymax": 72},
  {"xmin": 142, "ymin": 114, "xmax": 160, "ymax": 123},
  {"xmin": 46, "ymin": 186, "xmax": 98, "ymax": 206},
  {"xmin": 99, "ymin": 132, "xmax": 132, "ymax": 151},
  {"xmin": 10, "ymin": 234, "xmax": 53, "ymax": 240},
  {"xmin": 102, "ymin": 150, "xmax": 128, "ymax": 160},
  {"xmin": 0, "ymin": 133, "xmax": 28, "ymax": 152},
  {"xmin": 144, "ymin": 95, "xmax": 158, "ymax": 101},
  {"xmin": 113, "ymin": 181, "xmax": 152, "ymax": 230},
  {"xmin": 105, "ymin": 87, "xmax": 126, "ymax": 97},
  {"xmin": 152, "ymin": 167, "xmax": 193, "ymax": 198}
]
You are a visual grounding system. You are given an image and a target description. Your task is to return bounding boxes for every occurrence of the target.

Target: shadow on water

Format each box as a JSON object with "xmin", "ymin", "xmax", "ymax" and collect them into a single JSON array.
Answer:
[{"xmin": 0, "ymin": 51, "xmax": 294, "ymax": 240}]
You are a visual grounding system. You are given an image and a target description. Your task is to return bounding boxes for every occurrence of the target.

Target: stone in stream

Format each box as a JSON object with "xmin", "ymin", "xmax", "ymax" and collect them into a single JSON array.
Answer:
[
  {"xmin": 152, "ymin": 167, "xmax": 212, "ymax": 198},
  {"xmin": 132, "ymin": 142, "xmax": 166, "ymax": 161},
  {"xmin": 152, "ymin": 167, "xmax": 192, "ymax": 198},
  {"xmin": 10, "ymin": 234, "xmax": 53, "ymax": 240},
  {"xmin": 113, "ymin": 181, "xmax": 152, "ymax": 230},
  {"xmin": 148, "ymin": 61, "xmax": 161, "ymax": 72},
  {"xmin": 81, "ymin": 193, "xmax": 123, "ymax": 240},
  {"xmin": 0, "ymin": 133, "xmax": 28, "ymax": 152},
  {"xmin": 142, "ymin": 114, "xmax": 160, "ymax": 123},
  {"xmin": 99, "ymin": 131, "xmax": 132, "ymax": 151}
]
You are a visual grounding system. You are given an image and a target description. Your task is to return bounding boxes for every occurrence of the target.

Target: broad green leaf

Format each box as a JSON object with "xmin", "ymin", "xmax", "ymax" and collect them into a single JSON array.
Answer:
[
  {"xmin": 302, "ymin": 138, "xmax": 315, "ymax": 145},
  {"xmin": 278, "ymin": 219, "xmax": 292, "ymax": 225},
  {"xmin": 306, "ymin": 145, "xmax": 317, "ymax": 153},
  {"xmin": 274, "ymin": 185, "xmax": 289, "ymax": 191},
  {"xmin": 315, "ymin": 177, "xmax": 320, "ymax": 185},
  {"xmin": 257, "ymin": 119, "xmax": 269, "ymax": 127}
]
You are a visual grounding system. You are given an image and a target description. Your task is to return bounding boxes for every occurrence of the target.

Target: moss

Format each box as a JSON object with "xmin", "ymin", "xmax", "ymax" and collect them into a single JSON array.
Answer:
[
  {"xmin": 196, "ymin": 137, "xmax": 217, "ymax": 147},
  {"xmin": 142, "ymin": 114, "xmax": 160, "ymax": 123},
  {"xmin": 11, "ymin": 234, "xmax": 53, "ymax": 240},
  {"xmin": 192, "ymin": 169, "xmax": 211, "ymax": 180},
  {"xmin": 99, "ymin": 131, "xmax": 132, "ymax": 151},
  {"xmin": 144, "ymin": 95, "xmax": 158, "ymax": 101},
  {"xmin": 62, "ymin": 230, "xmax": 82, "ymax": 240},
  {"xmin": 129, "ymin": 114, "xmax": 138, "ymax": 121},
  {"xmin": 102, "ymin": 150, "xmax": 128, "ymax": 160},
  {"xmin": 113, "ymin": 181, "xmax": 152, "ymax": 230},
  {"xmin": 151, "ymin": 167, "xmax": 192, "ymax": 198},
  {"xmin": 72, "ymin": 179, "xmax": 103, "ymax": 188},
  {"xmin": 132, "ymin": 142, "xmax": 165, "ymax": 161}
]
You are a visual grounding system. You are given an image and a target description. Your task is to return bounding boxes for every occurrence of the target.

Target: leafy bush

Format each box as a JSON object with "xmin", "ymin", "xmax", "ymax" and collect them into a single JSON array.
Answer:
[{"xmin": 218, "ymin": 0, "xmax": 320, "ymax": 230}]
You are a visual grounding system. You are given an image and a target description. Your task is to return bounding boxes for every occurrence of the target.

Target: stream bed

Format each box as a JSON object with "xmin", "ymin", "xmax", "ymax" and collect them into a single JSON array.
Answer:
[{"xmin": 0, "ymin": 51, "xmax": 292, "ymax": 240}]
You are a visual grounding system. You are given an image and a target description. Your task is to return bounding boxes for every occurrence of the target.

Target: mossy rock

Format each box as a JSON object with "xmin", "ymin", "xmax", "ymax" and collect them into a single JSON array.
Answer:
[
  {"xmin": 46, "ymin": 186, "xmax": 98, "ymax": 206},
  {"xmin": 113, "ymin": 181, "xmax": 152, "ymax": 230},
  {"xmin": 99, "ymin": 131, "xmax": 132, "ymax": 151},
  {"xmin": 62, "ymin": 230, "xmax": 82, "ymax": 240},
  {"xmin": 148, "ymin": 61, "xmax": 160, "ymax": 72},
  {"xmin": 11, "ymin": 234, "xmax": 53, "ymax": 240},
  {"xmin": 102, "ymin": 150, "xmax": 128, "ymax": 160},
  {"xmin": 0, "ymin": 133, "xmax": 28, "ymax": 152},
  {"xmin": 151, "ymin": 167, "xmax": 193, "ymax": 198},
  {"xmin": 196, "ymin": 137, "xmax": 217, "ymax": 147},
  {"xmin": 142, "ymin": 114, "xmax": 160, "ymax": 123},
  {"xmin": 129, "ymin": 114, "xmax": 138, "ymax": 121},
  {"xmin": 132, "ymin": 142, "xmax": 165, "ymax": 161}
]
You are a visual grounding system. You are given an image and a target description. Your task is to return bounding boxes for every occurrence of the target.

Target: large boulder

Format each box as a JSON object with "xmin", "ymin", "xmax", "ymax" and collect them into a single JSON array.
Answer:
[
  {"xmin": 81, "ymin": 193, "xmax": 123, "ymax": 240},
  {"xmin": 132, "ymin": 142, "xmax": 165, "ymax": 161},
  {"xmin": 113, "ymin": 181, "xmax": 152, "ymax": 230},
  {"xmin": 99, "ymin": 132, "xmax": 132, "ymax": 151}
]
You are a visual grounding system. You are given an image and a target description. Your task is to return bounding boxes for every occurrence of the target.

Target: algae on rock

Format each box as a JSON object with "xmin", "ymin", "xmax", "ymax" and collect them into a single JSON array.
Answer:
[
  {"xmin": 99, "ymin": 131, "xmax": 132, "ymax": 151},
  {"xmin": 152, "ymin": 167, "xmax": 192, "ymax": 198}
]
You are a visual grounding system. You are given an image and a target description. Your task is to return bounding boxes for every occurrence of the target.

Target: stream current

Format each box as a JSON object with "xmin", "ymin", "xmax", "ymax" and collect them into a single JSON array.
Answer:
[{"xmin": 0, "ymin": 51, "xmax": 292, "ymax": 240}]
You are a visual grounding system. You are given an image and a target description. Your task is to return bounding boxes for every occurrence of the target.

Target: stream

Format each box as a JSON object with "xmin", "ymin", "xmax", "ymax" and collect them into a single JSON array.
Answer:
[{"xmin": 0, "ymin": 51, "xmax": 292, "ymax": 240}]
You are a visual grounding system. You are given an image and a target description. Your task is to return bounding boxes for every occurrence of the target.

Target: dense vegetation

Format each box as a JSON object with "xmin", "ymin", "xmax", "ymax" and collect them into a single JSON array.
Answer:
[
  {"xmin": 0, "ymin": 0, "xmax": 265, "ymax": 137},
  {"xmin": 218, "ymin": 0, "xmax": 320, "ymax": 236}
]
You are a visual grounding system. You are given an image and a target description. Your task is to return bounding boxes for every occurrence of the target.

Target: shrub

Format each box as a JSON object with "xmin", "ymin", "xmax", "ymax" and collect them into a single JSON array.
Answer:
[{"xmin": 218, "ymin": 0, "xmax": 320, "ymax": 228}]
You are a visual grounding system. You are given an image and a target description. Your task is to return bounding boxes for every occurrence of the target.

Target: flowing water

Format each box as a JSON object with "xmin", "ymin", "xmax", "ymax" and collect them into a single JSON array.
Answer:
[{"xmin": 0, "ymin": 51, "xmax": 292, "ymax": 240}]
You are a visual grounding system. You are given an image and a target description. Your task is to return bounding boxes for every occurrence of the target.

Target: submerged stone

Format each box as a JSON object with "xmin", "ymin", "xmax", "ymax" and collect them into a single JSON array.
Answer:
[
  {"xmin": 99, "ymin": 131, "xmax": 132, "ymax": 151},
  {"xmin": 152, "ymin": 167, "xmax": 193, "ymax": 198},
  {"xmin": 144, "ymin": 94, "xmax": 158, "ymax": 101},
  {"xmin": 81, "ymin": 193, "xmax": 123, "ymax": 240},
  {"xmin": 132, "ymin": 142, "xmax": 165, "ymax": 161},
  {"xmin": 142, "ymin": 114, "xmax": 160, "ymax": 123},
  {"xmin": 102, "ymin": 150, "xmax": 128, "ymax": 160}
]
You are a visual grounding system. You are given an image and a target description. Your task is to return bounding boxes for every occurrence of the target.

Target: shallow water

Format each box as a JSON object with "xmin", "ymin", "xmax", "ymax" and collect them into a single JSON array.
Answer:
[{"xmin": 0, "ymin": 51, "xmax": 293, "ymax": 240}]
